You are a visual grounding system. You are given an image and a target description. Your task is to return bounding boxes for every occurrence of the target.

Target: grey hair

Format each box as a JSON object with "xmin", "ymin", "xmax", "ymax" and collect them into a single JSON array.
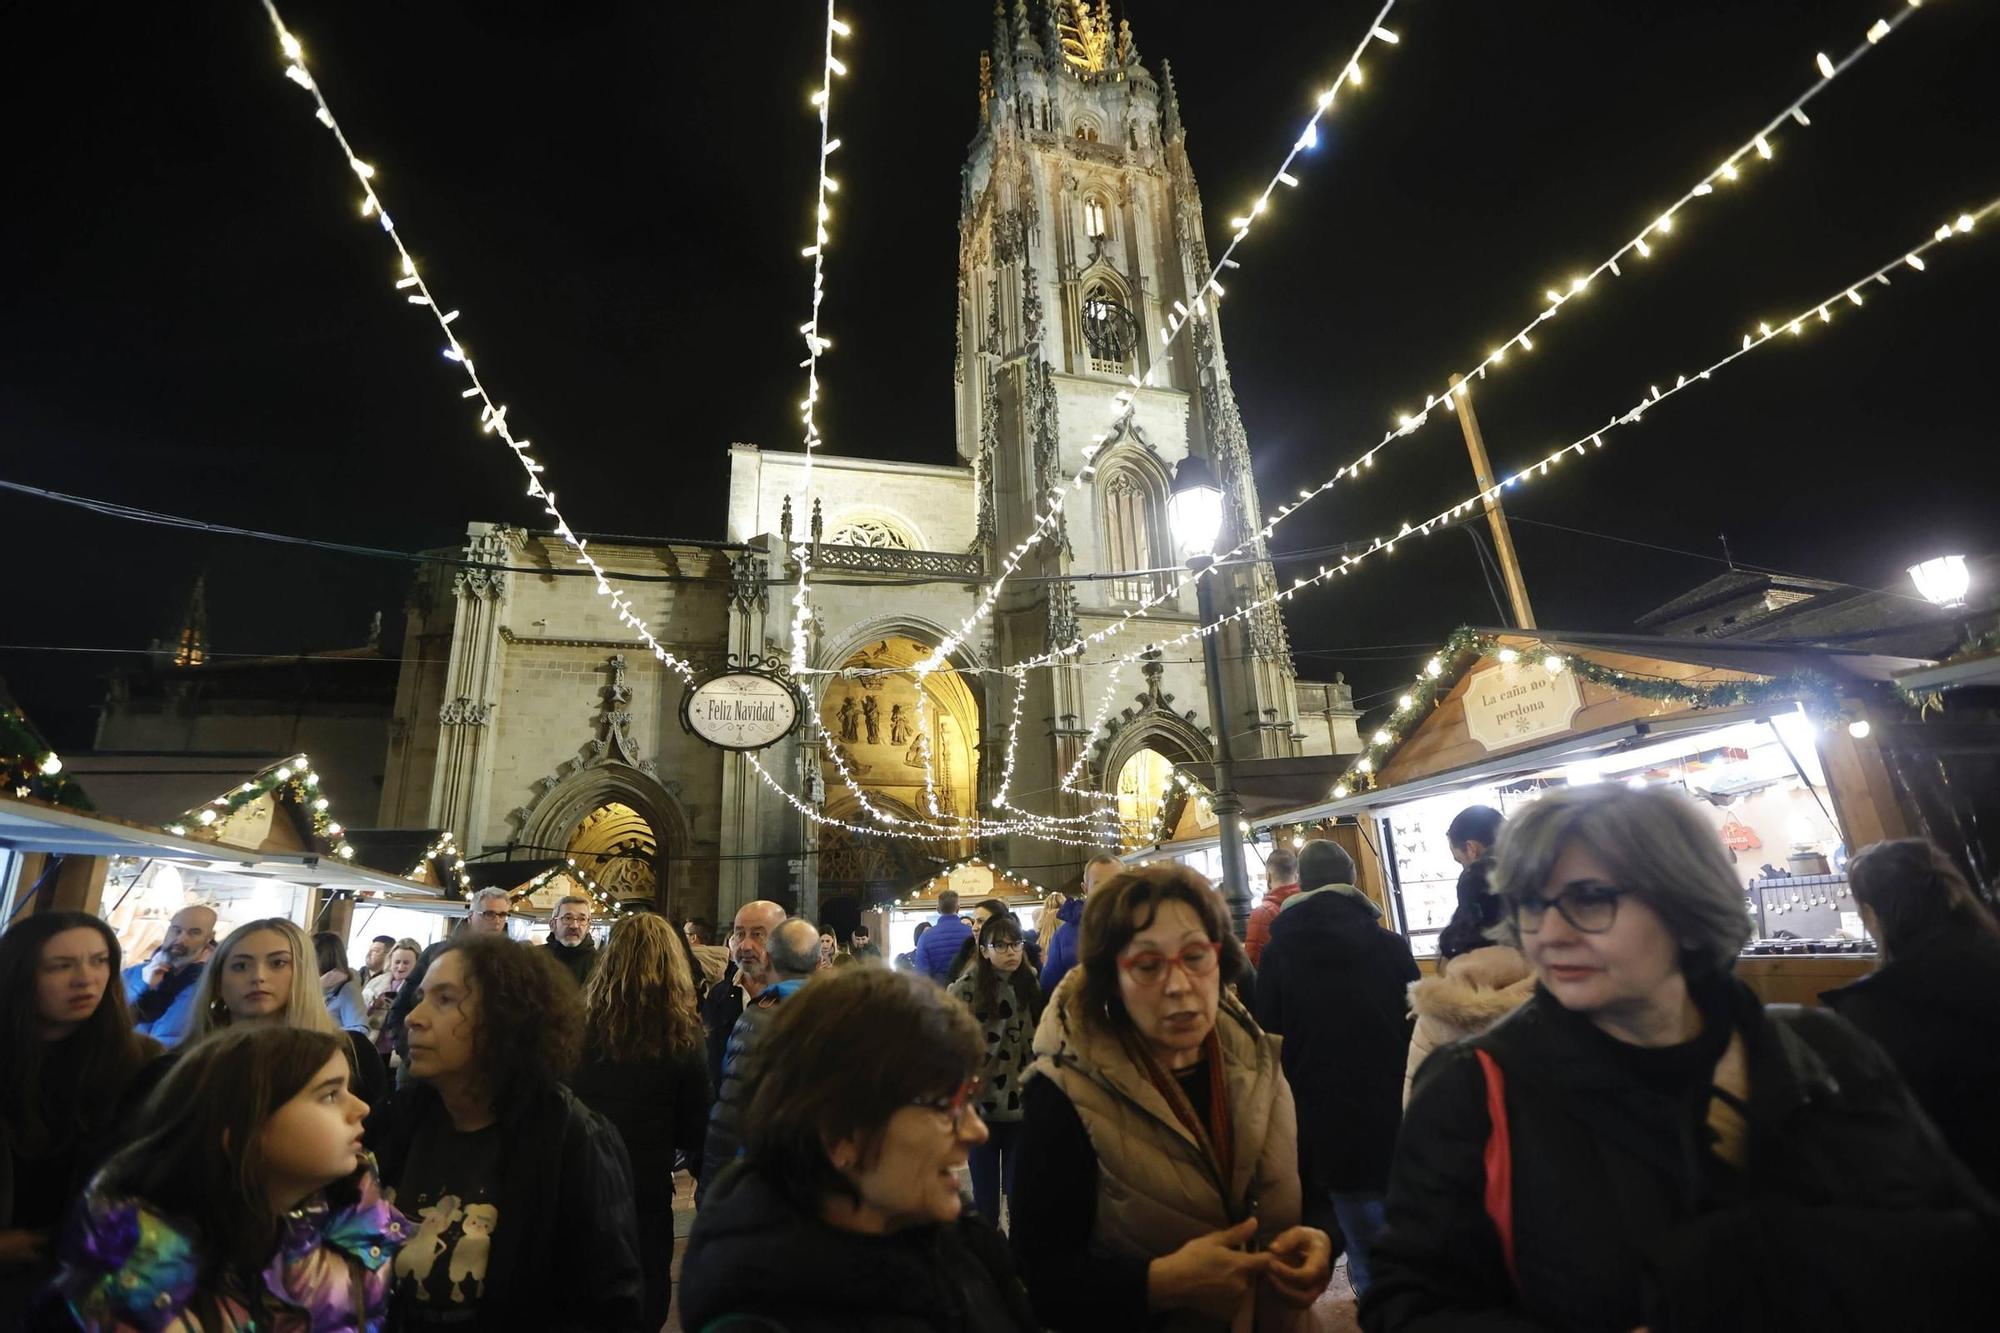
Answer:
[
  {"xmin": 1490, "ymin": 784, "xmax": 1752, "ymax": 976},
  {"xmin": 551, "ymin": 894, "xmax": 591, "ymax": 916},
  {"xmin": 469, "ymin": 887, "xmax": 512, "ymax": 914},
  {"xmin": 768, "ymin": 917, "xmax": 823, "ymax": 977}
]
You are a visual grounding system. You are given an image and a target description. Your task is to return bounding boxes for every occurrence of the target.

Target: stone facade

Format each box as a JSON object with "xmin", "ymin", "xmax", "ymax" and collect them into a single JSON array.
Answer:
[{"xmin": 381, "ymin": 6, "xmax": 1311, "ymax": 920}]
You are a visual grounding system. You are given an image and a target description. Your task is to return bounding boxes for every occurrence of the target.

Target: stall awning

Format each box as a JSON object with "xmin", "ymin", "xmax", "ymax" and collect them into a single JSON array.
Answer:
[
  {"xmin": 1276, "ymin": 702, "xmax": 1780, "ymax": 823},
  {"xmin": 1174, "ymin": 755, "xmax": 1360, "ymax": 820},
  {"xmin": 1896, "ymin": 650, "xmax": 2000, "ymax": 695},
  {"xmin": 0, "ymin": 797, "xmax": 441, "ymax": 897}
]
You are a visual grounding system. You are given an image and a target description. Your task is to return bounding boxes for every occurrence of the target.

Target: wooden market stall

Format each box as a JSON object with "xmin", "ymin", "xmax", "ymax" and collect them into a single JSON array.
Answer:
[{"xmin": 1254, "ymin": 629, "xmax": 1930, "ymax": 1005}]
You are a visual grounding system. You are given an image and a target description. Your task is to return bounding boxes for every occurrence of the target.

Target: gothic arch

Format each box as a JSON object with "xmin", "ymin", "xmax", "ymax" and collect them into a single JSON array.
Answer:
[
  {"xmin": 512, "ymin": 761, "xmax": 691, "ymax": 898},
  {"xmin": 824, "ymin": 507, "xmax": 927, "ymax": 551}
]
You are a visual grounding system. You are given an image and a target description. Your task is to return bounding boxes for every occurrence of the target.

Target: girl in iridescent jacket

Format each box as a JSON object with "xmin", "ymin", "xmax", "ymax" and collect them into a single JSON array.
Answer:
[{"xmin": 45, "ymin": 1025, "xmax": 409, "ymax": 1331}]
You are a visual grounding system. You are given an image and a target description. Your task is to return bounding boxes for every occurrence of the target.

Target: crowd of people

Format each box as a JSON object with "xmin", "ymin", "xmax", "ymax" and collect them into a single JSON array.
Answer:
[{"xmin": 2, "ymin": 784, "xmax": 1998, "ymax": 1330}]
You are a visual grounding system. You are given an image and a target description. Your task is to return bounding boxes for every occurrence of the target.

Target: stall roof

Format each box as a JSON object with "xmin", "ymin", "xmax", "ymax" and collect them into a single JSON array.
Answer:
[
  {"xmin": 0, "ymin": 797, "xmax": 441, "ymax": 897},
  {"xmin": 1173, "ymin": 755, "xmax": 1359, "ymax": 820},
  {"xmin": 1895, "ymin": 648, "xmax": 2000, "ymax": 694},
  {"xmin": 1495, "ymin": 629, "xmax": 1927, "ymax": 685}
]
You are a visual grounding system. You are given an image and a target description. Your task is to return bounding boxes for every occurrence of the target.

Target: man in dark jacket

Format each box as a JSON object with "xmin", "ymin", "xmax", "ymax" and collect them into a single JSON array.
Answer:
[
  {"xmin": 542, "ymin": 894, "xmax": 598, "ymax": 987},
  {"xmin": 700, "ymin": 899, "xmax": 787, "ymax": 1095},
  {"xmin": 1254, "ymin": 839, "xmax": 1418, "ymax": 1297},
  {"xmin": 699, "ymin": 916, "xmax": 820, "ymax": 1195},
  {"xmin": 1041, "ymin": 854, "xmax": 1121, "ymax": 994},
  {"xmin": 912, "ymin": 890, "xmax": 971, "ymax": 983}
]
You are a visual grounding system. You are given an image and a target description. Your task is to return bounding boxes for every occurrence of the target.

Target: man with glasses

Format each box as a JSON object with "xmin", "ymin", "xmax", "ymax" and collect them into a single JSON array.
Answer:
[
  {"xmin": 700, "ymin": 915, "xmax": 820, "ymax": 1198},
  {"xmin": 1253, "ymin": 839, "xmax": 1418, "ymax": 1299},
  {"xmin": 544, "ymin": 893, "xmax": 598, "ymax": 986}
]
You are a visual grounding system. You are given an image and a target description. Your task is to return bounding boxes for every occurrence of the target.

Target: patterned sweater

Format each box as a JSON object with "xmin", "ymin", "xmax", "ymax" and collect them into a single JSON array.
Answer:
[{"xmin": 947, "ymin": 972, "xmax": 1039, "ymax": 1123}]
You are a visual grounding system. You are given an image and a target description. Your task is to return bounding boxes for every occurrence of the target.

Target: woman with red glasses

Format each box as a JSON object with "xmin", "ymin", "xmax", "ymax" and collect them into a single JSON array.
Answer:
[
  {"xmin": 680, "ymin": 966, "xmax": 1041, "ymax": 1331},
  {"xmin": 1363, "ymin": 784, "xmax": 1996, "ymax": 1333},
  {"xmin": 1011, "ymin": 863, "xmax": 1333, "ymax": 1331}
]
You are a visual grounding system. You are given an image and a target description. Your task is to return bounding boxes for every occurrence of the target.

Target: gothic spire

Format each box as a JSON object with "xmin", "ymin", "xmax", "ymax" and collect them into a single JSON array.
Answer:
[
  {"xmin": 1011, "ymin": 0, "xmax": 1040, "ymax": 59},
  {"xmin": 169, "ymin": 573, "xmax": 208, "ymax": 668},
  {"xmin": 1117, "ymin": 16, "xmax": 1138, "ymax": 67},
  {"xmin": 1160, "ymin": 58, "xmax": 1183, "ymax": 141}
]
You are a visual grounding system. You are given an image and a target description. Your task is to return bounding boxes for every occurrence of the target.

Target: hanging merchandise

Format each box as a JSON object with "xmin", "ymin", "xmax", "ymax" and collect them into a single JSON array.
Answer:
[{"xmin": 1720, "ymin": 812, "xmax": 1764, "ymax": 852}]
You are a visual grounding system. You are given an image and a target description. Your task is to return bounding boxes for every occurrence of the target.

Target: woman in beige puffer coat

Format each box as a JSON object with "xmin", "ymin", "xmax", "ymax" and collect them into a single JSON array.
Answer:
[{"xmin": 1403, "ymin": 943, "xmax": 1534, "ymax": 1105}]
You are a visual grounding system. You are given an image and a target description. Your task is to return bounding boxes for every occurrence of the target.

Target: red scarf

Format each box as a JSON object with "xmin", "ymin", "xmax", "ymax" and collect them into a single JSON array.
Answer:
[{"xmin": 1130, "ymin": 1026, "xmax": 1234, "ymax": 1190}]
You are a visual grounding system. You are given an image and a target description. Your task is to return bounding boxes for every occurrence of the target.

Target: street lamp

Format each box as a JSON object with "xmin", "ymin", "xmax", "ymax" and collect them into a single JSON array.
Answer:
[
  {"xmin": 1908, "ymin": 555, "xmax": 1970, "ymax": 609},
  {"xmin": 1169, "ymin": 455, "xmax": 1252, "ymax": 939}
]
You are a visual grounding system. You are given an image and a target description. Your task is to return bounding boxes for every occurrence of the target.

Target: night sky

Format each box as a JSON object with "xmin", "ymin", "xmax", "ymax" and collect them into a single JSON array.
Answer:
[{"xmin": 5, "ymin": 0, "xmax": 1996, "ymax": 749}]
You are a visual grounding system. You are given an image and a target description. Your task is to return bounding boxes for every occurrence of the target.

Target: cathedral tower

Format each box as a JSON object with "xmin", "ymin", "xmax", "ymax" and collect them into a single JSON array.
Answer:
[{"xmin": 958, "ymin": 1, "xmax": 1304, "ymax": 861}]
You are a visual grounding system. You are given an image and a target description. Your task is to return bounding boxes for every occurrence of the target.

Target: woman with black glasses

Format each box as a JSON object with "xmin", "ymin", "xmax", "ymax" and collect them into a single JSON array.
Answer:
[
  {"xmin": 680, "ymin": 966, "xmax": 1040, "ymax": 1332},
  {"xmin": 1363, "ymin": 784, "xmax": 1997, "ymax": 1333}
]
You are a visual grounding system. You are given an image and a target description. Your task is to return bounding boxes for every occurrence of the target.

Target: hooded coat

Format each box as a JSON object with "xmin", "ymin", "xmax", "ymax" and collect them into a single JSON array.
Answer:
[
  {"xmin": 1254, "ymin": 884, "xmax": 1420, "ymax": 1194},
  {"xmin": 1401, "ymin": 944, "xmax": 1534, "ymax": 1107},
  {"xmin": 1012, "ymin": 970, "xmax": 1302, "ymax": 1332}
]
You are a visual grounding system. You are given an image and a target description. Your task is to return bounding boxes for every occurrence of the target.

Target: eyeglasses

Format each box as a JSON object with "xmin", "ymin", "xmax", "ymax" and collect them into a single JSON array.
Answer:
[
  {"xmin": 555, "ymin": 914, "xmax": 590, "ymax": 926},
  {"xmin": 475, "ymin": 910, "xmax": 510, "ymax": 923},
  {"xmin": 1512, "ymin": 883, "xmax": 1632, "ymax": 935},
  {"xmin": 1117, "ymin": 940, "xmax": 1222, "ymax": 987},
  {"xmin": 985, "ymin": 940, "xmax": 1024, "ymax": 953},
  {"xmin": 911, "ymin": 1077, "xmax": 983, "ymax": 1130}
]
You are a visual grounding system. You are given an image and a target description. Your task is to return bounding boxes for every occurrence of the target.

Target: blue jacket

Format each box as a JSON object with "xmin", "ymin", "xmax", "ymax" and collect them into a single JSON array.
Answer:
[
  {"xmin": 913, "ymin": 913, "xmax": 972, "ymax": 983},
  {"xmin": 121, "ymin": 961, "xmax": 202, "ymax": 1047},
  {"xmin": 1038, "ymin": 897, "xmax": 1085, "ymax": 995}
]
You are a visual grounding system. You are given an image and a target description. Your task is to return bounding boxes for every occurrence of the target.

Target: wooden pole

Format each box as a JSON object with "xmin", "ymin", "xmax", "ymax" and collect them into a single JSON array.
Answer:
[{"xmin": 1449, "ymin": 373, "xmax": 1536, "ymax": 629}]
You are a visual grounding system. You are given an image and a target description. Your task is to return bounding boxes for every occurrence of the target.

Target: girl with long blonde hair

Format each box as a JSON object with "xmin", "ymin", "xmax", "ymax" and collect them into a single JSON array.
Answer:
[
  {"xmin": 190, "ymin": 918, "xmax": 387, "ymax": 1107},
  {"xmin": 571, "ymin": 912, "xmax": 710, "ymax": 1329}
]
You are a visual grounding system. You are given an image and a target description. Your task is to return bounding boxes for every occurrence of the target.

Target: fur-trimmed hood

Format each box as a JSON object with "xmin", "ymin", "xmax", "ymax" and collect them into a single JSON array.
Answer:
[{"xmin": 1408, "ymin": 944, "xmax": 1534, "ymax": 1029}]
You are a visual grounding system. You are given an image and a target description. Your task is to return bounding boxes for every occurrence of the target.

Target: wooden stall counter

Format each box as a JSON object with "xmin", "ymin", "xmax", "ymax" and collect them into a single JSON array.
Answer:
[{"xmin": 1734, "ymin": 953, "xmax": 1874, "ymax": 1007}]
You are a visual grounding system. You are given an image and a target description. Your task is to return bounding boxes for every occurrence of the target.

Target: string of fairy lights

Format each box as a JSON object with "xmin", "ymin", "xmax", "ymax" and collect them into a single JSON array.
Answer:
[
  {"xmin": 259, "ymin": 1, "xmax": 1087, "ymax": 848},
  {"xmin": 1000, "ymin": 0, "xmax": 1938, "ymax": 679},
  {"xmin": 1061, "ymin": 201, "xmax": 1996, "ymax": 686},
  {"xmin": 243, "ymin": 2, "xmax": 1980, "ymax": 861}
]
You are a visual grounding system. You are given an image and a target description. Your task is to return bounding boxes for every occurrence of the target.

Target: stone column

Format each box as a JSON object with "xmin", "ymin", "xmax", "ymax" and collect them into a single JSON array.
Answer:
[{"xmin": 429, "ymin": 526, "xmax": 509, "ymax": 851}]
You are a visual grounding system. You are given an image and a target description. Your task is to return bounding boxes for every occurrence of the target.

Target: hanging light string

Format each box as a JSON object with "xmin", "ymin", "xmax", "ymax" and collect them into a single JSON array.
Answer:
[
  {"xmin": 165, "ymin": 753, "xmax": 356, "ymax": 863},
  {"xmin": 786, "ymin": 0, "xmax": 852, "ymax": 677},
  {"xmin": 1002, "ymin": 0, "xmax": 1936, "ymax": 677},
  {"xmin": 911, "ymin": 1, "xmax": 1405, "ymax": 689},
  {"xmin": 257, "ymin": 0, "xmax": 702, "ymax": 692},
  {"xmin": 1075, "ymin": 200, "xmax": 1995, "ymax": 673}
]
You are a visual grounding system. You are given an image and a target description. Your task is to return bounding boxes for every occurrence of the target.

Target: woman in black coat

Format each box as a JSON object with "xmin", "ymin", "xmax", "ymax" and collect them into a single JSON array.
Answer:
[
  {"xmin": 372, "ymin": 936, "xmax": 643, "ymax": 1331},
  {"xmin": 681, "ymin": 967, "xmax": 1040, "ymax": 1333},
  {"xmin": 1362, "ymin": 786, "xmax": 1996, "ymax": 1333},
  {"xmin": 569, "ymin": 913, "xmax": 710, "ymax": 1330},
  {"xmin": 1821, "ymin": 837, "xmax": 2000, "ymax": 1200}
]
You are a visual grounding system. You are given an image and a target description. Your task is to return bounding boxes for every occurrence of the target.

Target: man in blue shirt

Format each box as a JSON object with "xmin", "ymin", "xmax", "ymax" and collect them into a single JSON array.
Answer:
[
  {"xmin": 912, "ymin": 890, "xmax": 971, "ymax": 983},
  {"xmin": 121, "ymin": 903, "xmax": 216, "ymax": 1046}
]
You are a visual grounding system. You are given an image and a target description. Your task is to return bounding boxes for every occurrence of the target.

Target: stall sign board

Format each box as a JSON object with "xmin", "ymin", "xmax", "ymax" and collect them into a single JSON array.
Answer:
[
  {"xmin": 1463, "ymin": 659, "xmax": 1585, "ymax": 752},
  {"xmin": 681, "ymin": 670, "xmax": 801, "ymax": 751},
  {"xmin": 947, "ymin": 863, "xmax": 996, "ymax": 901}
]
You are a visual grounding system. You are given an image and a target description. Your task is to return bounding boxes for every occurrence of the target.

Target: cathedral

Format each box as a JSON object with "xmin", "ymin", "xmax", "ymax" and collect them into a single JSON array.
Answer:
[{"xmin": 378, "ymin": 2, "xmax": 1351, "ymax": 922}]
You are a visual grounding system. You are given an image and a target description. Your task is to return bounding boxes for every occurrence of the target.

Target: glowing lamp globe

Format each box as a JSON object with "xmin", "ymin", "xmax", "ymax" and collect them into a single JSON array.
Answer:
[
  {"xmin": 1169, "ymin": 455, "xmax": 1225, "ymax": 565},
  {"xmin": 1908, "ymin": 555, "xmax": 1970, "ymax": 608}
]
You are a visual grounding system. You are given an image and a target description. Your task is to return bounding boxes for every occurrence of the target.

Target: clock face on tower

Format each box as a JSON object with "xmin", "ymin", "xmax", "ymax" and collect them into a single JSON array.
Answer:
[{"xmin": 1081, "ymin": 288, "xmax": 1136, "ymax": 362}]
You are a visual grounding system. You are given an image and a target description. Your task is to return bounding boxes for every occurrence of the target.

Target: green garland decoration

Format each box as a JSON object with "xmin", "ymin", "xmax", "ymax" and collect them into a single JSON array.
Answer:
[
  {"xmin": 164, "ymin": 753, "xmax": 354, "ymax": 861},
  {"xmin": 1329, "ymin": 627, "xmax": 1852, "ymax": 800},
  {"xmin": 0, "ymin": 707, "xmax": 91, "ymax": 810}
]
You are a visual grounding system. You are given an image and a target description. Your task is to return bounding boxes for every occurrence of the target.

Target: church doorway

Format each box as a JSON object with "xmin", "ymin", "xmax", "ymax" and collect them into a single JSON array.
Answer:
[{"xmin": 565, "ymin": 800, "xmax": 662, "ymax": 906}]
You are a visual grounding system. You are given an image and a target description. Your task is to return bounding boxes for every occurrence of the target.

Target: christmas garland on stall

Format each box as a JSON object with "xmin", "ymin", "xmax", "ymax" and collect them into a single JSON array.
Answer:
[
  {"xmin": 0, "ymin": 706, "xmax": 90, "ymax": 809},
  {"xmin": 164, "ymin": 753, "xmax": 355, "ymax": 861},
  {"xmin": 1328, "ymin": 628, "xmax": 1850, "ymax": 800}
]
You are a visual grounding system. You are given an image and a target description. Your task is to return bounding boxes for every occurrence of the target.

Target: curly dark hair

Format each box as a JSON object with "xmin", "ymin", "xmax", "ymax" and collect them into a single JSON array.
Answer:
[
  {"xmin": 439, "ymin": 935, "xmax": 583, "ymax": 1111},
  {"xmin": 1077, "ymin": 863, "xmax": 1245, "ymax": 1029}
]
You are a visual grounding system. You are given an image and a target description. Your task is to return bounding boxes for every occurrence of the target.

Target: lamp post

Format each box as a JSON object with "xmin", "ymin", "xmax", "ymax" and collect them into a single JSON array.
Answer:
[
  {"xmin": 1169, "ymin": 455, "xmax": 1252, "ymax": 939},
  {"xmin": 1909, "ymin": 554, "xmax": 1975, "ymax": 648}
]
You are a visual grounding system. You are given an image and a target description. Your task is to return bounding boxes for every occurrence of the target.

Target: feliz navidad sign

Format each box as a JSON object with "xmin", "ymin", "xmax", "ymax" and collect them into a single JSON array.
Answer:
[{"xmin": 680, "ymin": 666, "xmax": 802, "ymax": 751}]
